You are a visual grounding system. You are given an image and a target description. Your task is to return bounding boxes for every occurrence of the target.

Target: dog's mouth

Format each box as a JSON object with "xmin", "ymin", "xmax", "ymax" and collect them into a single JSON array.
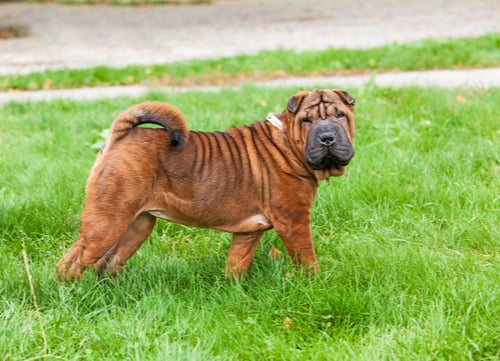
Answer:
[
  {"xmin": 304, "ymin": 121, "xmax": 354, "ymax": 172},
  {"xmin": 305, "ymin": 145, "xmax": 354, "ymax": 170}
]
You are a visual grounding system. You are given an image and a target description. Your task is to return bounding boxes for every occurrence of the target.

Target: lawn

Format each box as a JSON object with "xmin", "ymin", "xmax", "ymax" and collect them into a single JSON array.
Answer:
[
  {"xmin": 1, "ymin": 33, "xmax": 500, "ymax": 92},
  {"xmin": 0, "ymin": 84, "xmax": 499, "ymax": 360}
]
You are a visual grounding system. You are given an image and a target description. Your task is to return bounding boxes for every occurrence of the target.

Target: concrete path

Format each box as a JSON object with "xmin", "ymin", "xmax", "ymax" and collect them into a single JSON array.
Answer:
[
  {"xmin": 1, "ymin": 68, "xmax": 499, "ymax": 105},
  {"xmin": 1, "ymin": 0, "xmax": 499, "ymax": 75}
]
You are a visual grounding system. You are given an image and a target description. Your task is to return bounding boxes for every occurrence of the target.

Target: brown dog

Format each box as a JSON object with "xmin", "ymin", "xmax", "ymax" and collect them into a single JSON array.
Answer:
[{"xmin": 56, "ymin": 89, "xmax": 355, "ymax": 281}]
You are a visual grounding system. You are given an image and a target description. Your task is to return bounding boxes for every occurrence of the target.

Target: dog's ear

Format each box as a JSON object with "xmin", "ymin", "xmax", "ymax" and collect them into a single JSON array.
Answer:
[
  {"xmin": 334, "ymin": 89, "xmax": 356, "ymax": 110},
  {"xmin": 287, "ymin": 91, "xmax": 309, "ymax": 114}
]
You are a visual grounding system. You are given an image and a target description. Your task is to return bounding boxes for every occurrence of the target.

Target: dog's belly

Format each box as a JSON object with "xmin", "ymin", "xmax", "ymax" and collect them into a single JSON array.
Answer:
[{"xmin": 147, "ymin": 209, "xmax": 272, "ymax": 233}]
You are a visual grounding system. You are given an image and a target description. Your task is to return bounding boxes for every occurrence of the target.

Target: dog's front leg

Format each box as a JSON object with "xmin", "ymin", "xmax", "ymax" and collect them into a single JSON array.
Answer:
[
  {"xmin": 274, "ymin": 221, "xmax": 319, "ymax": 274},
  {"xmin": 225, "ymin": 231, "xmax": 264, "ymax": 279}
]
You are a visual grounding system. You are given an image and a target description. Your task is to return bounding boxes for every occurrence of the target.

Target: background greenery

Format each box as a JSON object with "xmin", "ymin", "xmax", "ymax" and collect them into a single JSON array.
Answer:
[{"xmin": 1, "ymin": 82, "xmax": 499, "ymax": 359}]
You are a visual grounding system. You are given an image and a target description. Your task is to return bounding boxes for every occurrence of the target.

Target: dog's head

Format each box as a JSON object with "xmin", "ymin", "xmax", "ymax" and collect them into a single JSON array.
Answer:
[{"xmin": 279, "ymin": 89, "xmax": 356, "ymax": 180}]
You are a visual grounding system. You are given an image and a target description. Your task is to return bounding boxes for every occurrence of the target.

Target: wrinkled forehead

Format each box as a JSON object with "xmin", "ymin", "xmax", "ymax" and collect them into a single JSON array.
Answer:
[{"xmin": 300, "ymin": 90, "xmax": 348, "ymax": 119}]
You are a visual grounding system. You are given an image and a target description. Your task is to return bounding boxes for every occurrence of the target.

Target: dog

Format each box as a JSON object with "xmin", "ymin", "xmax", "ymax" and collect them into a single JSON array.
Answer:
[{"xmin": 56, "ymin": 89, "xmax": 355, "ymax": 280}]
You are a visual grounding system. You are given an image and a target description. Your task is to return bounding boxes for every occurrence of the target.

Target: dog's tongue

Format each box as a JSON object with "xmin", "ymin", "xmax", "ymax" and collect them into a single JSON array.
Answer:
[{"xmin": 314, "ymin": 166, "xmax": 346, "ymax": 180}]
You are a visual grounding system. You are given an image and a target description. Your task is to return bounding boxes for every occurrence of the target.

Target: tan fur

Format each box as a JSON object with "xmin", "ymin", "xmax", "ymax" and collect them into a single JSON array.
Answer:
[{"xmin": 56, "ymin": 89, "xmax": 356, "ymax": 281}]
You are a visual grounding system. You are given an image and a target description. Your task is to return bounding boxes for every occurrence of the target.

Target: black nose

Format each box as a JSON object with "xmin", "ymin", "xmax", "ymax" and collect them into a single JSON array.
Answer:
[{"xmin": 319, "ymin": 131, "xmax": 337, "ymax": 146}]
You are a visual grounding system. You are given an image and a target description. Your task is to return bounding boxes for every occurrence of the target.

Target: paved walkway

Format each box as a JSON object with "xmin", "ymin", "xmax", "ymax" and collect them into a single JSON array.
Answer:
[
  {"xmin": 1, "ymin": 68, "xmax": 499, "ymax": 105},
  {"xmin": 0, "ymin": 0, "xmax": 499, "ymax": 104}
]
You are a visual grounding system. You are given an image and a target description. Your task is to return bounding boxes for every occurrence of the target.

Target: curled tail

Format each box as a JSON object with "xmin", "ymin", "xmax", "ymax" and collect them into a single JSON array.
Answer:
[{"xmin": 106, "ymin": 101, "xmax": 189, "ymax": 149}]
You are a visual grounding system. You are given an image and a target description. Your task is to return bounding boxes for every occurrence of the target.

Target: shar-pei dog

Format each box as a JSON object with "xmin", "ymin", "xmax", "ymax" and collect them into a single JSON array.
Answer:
[{"xmin": 56, "ymin": 89, "xmax": 356, "ymax": 281}]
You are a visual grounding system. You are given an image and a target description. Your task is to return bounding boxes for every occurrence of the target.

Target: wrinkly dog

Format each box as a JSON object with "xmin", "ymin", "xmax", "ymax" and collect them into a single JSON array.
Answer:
[{"xmin": 56, "ymin": 89, "xmax": 356, "ymax": 281}]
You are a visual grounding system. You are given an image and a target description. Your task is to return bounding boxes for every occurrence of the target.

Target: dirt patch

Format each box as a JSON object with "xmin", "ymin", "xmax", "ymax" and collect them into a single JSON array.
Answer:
[{"xmin": 0, "ymin": 25, "xmax": 28, "ymax": 40}]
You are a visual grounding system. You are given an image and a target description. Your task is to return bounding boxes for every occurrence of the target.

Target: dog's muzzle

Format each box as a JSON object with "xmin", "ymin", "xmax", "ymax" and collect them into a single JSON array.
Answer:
[{"xmin": 304, "ymin": 120, "xmax": 354, "ymax": 170}]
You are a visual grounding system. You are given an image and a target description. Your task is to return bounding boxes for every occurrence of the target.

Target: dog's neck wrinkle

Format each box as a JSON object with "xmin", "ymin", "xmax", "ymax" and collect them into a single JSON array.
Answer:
[
  {"xmin": 248, "ymin": 120, "xmax": 316, "ymax": 183},
  {"xmin": 278, "ymin": 115, "xmax": 318, "ymax": 181},
  {"xmin": 262, "ymin": 114, "xmax": 326, "ymax": 184}
]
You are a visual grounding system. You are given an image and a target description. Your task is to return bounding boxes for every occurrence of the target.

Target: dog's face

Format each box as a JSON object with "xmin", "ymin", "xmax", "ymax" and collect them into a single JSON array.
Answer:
[{"xmin": 285, "ymin": 89, "xmax": 356, "ymax": 179}]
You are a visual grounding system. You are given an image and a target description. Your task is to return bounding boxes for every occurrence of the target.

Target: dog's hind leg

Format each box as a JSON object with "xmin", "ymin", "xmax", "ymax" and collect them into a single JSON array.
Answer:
[
  {"xmin": 225, "ymin": 231, "xmax": 263, "ymax": 279},
  {"xmin": 94, "ymin": 213, "xmax": 156, "ymax": 277},
  {"xmin": 56, "ymin": 200, "xmax": 142, "ymax": 281}
]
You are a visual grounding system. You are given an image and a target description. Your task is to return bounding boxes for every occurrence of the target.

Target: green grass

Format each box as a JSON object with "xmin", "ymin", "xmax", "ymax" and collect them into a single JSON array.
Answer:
[
  {"xmin": 1, "ymin": 33, "xmax": 499, "ymax": 92},
  {"xmin": 1, "ymin": 85, "xmax": 499, "ymax": 360}
]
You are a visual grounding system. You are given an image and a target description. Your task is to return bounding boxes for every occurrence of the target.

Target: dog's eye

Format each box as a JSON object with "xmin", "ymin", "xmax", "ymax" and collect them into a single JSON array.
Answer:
[
  {"xmin": 336, "ymin": 112, "xmax": 347, "ymax": 121},
  {"xmin": 302, "ymin": 118, "xmax": 313, "ymax": 125}
]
